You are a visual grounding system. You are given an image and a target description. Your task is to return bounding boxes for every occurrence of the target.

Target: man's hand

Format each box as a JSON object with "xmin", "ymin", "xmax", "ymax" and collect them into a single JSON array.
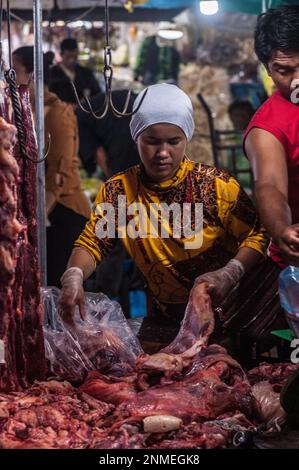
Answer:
[
  {"xmin": 276, "ymin": 224, "xmax": 299, "ymax": 266},
  {"xmin": 58, "ymin": 267, "xmax": 86, "ymax": 327}
]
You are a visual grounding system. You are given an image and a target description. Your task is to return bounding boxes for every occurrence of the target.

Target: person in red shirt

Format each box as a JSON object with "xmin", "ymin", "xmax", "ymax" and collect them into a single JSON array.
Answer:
[{"xmin": 244, "ymin": 5, "xmax": 299, "ymax": 268}]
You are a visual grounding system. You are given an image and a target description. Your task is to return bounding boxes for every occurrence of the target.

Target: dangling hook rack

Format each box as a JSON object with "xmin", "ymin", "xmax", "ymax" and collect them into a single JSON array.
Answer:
[{"xmin": 72, "ymin": 0, "xmax": 147, "ymax": 119}]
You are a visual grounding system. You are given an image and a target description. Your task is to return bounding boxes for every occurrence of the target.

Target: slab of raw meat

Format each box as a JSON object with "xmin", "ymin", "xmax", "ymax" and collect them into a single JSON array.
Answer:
[{"xmin": 0, "ymin": 85, "xmax": 46, "ymax": 392}]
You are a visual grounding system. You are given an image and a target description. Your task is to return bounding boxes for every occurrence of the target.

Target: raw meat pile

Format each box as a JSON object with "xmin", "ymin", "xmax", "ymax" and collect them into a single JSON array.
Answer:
[
  {"xmin": 82, "ymin": 288, "xmax": 260, "ymax": 448},
  {"xmin": 1, "ymin": 284, "xmax": 296, "ymax": 449},
  {"xmin": 0, "ymin": 380, "xmax": 113, "ymax": 449},
  {"xmin": 248, "ymin": 362, "xmax": 299, "ymax": 390},
  {"xmin": 0, "ymin": 86, "xmax": 45, "ymax": 392}
]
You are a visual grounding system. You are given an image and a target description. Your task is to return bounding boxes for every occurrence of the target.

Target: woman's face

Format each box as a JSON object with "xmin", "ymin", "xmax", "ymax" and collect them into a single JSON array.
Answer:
[
  {"xmin": 12, "ymin": 55, "xmax": 31, "ymax": 86},
  {"xmin": 137, "ymin": 123, "xmax": 187, "ymax": 182}
]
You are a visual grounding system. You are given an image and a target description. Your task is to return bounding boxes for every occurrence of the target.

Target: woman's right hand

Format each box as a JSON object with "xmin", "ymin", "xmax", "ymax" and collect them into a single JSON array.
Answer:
[{"xmin": 58, "ymin": 267, "xmax": 86, "ymax": 327}]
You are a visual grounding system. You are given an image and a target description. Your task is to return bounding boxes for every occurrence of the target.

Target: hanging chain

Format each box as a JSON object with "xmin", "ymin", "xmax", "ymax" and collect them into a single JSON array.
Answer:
[
  {"xmin": 103, "ymin": 2, "xmax": 113, "ymax": 96},
  {"xmin": 4, "ymin": 0, "xmax": 48, "ymax": 163}
]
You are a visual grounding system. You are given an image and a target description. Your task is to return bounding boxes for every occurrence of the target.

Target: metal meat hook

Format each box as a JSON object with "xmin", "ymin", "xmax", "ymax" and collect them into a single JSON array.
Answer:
[
  {"xmin": 71, "ymin": 0, "xmax": 147, "ymax": 119},
  {"xmin": 5, "ymin": 68, "xmax": 51, "ymax": 164},
  {"xmin": 4, "ymin": 0, "xmax": 50, "ymax": 163}
]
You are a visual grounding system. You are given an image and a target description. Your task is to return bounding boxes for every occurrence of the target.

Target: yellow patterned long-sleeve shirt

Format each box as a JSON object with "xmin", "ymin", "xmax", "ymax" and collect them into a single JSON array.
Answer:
[{"xmin": 75, "ymin": 159, "xmax": 268, "ymax": 305}]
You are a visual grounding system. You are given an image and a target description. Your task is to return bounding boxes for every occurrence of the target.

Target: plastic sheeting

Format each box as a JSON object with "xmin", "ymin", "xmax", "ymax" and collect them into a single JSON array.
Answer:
[
  {"xmin": 9, "ymin": 1, "xmax": 298, "ymax": 17},
  {"xmin": 9, "ymin": 1, "xmax": 185, "ymax": 22},
  {"xmin": 42, "ymin": 287, "xmax": 142, "ymax": 384}
]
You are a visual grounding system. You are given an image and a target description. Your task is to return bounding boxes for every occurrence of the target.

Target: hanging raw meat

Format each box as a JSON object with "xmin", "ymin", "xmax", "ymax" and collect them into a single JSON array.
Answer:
[{"xmin": 0, "ymin": 83, "xmax": 46, "ymax": 392}]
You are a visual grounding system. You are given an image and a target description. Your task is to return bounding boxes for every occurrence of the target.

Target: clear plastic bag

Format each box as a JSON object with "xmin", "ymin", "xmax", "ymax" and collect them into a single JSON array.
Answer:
[
  {"xmin": 279, "ymin": 266, "xmax": 299, "ymax": 338},
  {"xmin": 42, "ymin": 287, "xmax": 142, "ymax": 384},
  {"xmin": 252, "ymin": 381, "xmax": 286, "ymax": 429}
]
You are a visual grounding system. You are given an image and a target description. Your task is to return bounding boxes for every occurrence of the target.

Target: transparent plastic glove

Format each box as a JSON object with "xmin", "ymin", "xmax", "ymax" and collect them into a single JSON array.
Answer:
[
  {"xmin": 193, "ymin": 259, "xmax": 245, "ymax": 304},
  {"xmin": 58, "ymin": 267, "xmax": 86, "ymax": 327}
]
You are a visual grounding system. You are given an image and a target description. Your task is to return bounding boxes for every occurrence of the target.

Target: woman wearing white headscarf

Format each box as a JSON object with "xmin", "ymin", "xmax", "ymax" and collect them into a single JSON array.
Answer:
[{"xmin": 58, "ymin": 84, "xmax": 276, "ymax": 356}]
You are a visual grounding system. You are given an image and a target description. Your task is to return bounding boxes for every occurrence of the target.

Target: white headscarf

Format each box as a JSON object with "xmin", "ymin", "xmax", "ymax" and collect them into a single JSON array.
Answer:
[{"xmin": 130, "ymin": 83, "xmax": 195, "ymax": 142}]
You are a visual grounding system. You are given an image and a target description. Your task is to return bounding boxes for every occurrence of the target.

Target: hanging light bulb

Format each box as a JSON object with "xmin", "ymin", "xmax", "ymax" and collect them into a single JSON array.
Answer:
[{"xmin": 199, "ymin": 1, "xmax": 219, "ymax": 15}]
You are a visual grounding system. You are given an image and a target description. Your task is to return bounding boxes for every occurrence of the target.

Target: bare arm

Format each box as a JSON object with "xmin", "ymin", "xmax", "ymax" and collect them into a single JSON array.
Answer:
[
  {"xmin": 67, "ymin": 246, "xmax": 96, "ymax": 280},
  {"xmin": 234, "ymin": 246, "xmax": 262, "ymax": 271},
  {"xmin": 245, "ymin": 128, "xmax": 290, "ymax": 238},
  {"xmin": 246, "ymin": 128, "xmax": 299, "ymax": 265}
]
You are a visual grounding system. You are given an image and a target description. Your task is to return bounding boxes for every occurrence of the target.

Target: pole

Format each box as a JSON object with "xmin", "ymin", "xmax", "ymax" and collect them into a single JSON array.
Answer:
[{"xmin": 33, "ymin": 0, "xmax": 47, "ymax": 286}]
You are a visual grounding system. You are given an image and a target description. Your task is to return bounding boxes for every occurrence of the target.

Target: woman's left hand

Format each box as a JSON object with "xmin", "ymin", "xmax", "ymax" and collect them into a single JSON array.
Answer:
[{"xmin": 193, "ymin": 259, "xmax": 245, "ymax": 304}]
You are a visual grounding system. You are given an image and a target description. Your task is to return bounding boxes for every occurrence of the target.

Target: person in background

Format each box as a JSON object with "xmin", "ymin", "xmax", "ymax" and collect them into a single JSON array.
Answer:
[
  {"xmin": 12, "ymin": 46, "xmax": 91, "ymax": 287},
  {"xmin": 76, "ymin": 89, "xmax": 140, "ymax": 178},
  {"xmin": 244, "ymin": 5, "xmax": 299, "ymax": 268},
  {"xmin": 134, "ymin": 35, "xmax": 181, "ymax": 86},
  {"xmin": 49, "ymin": 38, "xmax": 100, "ymax": 105}
]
